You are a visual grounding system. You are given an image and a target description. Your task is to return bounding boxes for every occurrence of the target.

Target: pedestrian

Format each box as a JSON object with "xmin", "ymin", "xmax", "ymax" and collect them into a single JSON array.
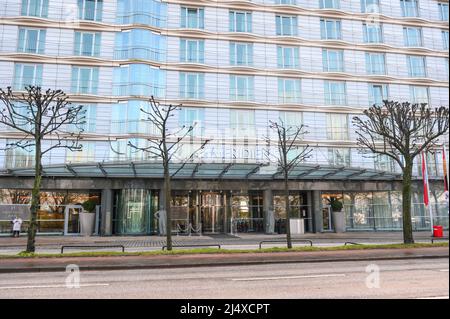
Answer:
[{"xmin": 12, "ymin": 216, "xmax": 23, "ymax": 238}]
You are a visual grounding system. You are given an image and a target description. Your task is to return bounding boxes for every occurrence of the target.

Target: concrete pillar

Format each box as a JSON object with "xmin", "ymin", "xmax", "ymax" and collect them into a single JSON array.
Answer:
[
  {"xmin": 306, "ymin": 191, "xmax": 313, "ymax": 232},
  {"xmin": 312, "ymin": 190, "xmax": 323, "ymax": 233},
  {"xmin": 159, "ymin": 188, "xmax": 165, "ymax": 210},
  {"xmin": 100, "ymin": 189, "xmax": 113, "ymax": 236},
  {"xmin": 263, "ymin": 189, "xmax": 275, "ymax": 234}
]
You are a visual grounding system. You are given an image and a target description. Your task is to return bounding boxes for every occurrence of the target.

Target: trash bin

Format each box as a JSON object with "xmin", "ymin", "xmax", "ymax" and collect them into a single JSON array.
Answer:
[{"xmin": 433, "ymin": 225, "xmax": 444, "ymax": 238}]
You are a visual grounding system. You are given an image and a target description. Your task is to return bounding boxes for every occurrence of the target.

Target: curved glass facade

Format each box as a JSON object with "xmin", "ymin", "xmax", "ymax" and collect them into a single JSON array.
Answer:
[
  {"xmin": 116, "ymin": 0, "xmax": 167, "ymax": 28},
  {"xmin": 113, "ymin": 64, "xmax": 166, "ymax": 97},
  {"xmin": 115, "ymin": 29, "xmax": 167, "ymax": 62}
]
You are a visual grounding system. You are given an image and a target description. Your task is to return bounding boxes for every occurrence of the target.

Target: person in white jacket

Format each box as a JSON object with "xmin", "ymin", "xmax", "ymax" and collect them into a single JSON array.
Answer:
[{"xmin": 12, "ymin": 216, "xmax": 23, "ymax": 238}]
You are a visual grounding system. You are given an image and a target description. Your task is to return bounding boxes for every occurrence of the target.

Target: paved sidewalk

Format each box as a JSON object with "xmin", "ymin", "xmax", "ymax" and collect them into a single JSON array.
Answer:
[{"xmin": 0, "ymin": 247, "xmax": 447, "ymax": 273}]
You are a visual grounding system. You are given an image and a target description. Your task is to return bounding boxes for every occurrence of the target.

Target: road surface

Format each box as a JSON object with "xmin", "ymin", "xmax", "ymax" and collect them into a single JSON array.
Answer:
[{"xmin": 0, "ymin": 258, "xmax": 448, "ymax": 299}]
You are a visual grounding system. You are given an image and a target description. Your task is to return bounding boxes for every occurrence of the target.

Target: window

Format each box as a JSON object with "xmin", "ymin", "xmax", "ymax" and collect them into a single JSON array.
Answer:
[
  {"xmin": 17, "ymin": 28, "xmax": 46, "ymax": 54},
  {"xmin": 438, "ymin": 3, "xmax": 449, "ymax": 21},
  {"xmin": 365, "ymin": 52, "xmax": 385, "ymax": 75},
  {"xmin": 363, "ymin": 23, "xmax": 383, "ymax": 43},
  {"xmin": 115, "ymin": 29, "xmax": 166, "ymax": 61},
  {"xmin": 74, "ymin": 32, "xmax": 101, "ymax": 57},
  {"xmin": 111, "ymin": 101, "xmax": 149, "ymax": 134},
  {"xmin": 361, "ymin": 0, "xmax": 380, "ymax": 13},
  {"xmin": 179, "ymin": 72, "xmax": 204, "ymax": 99},
  {"xmin": 403, "ymin": 27, "xmax": 422, "ymax": 47},
  {"xmin": 320, "ymin": 19, "xmax": 342, "ymax": 40},
  {"xmin": 71, "ymin": 66, "xmax": 99, "ymax": 94},
  {"xmin": 443, "ymin": 31, "xmax": 449, "ymax": 50},
  {"xmin": 78, "ymin": 0, "xmax": 103, "ymax": 21},
  {"xmin": 275, "ymin": 0, "xmax": 297, "ymax": 4},
  {"xmin": 326, "ymin": 113, "xmax": 349, "ymax": 140},
  {"xmin": 410, "ymin": 86, "xmax": 429, "ymax": 104},
  {"xmin": 230, "ymin": 109, "xmax": 255, "ymax": 137},
  {"xmin": 368, "ymin": 83, "xmax": 389, "ymax": 106},
  {"xmin": 229, "ymin": 11, "xmax": 252, "ymax": 33},
  {"xmin": 279, "ymin": 111, "xmax": 303, "ymax": 128},
  {"xmin": 277, "ymin": 46, "xmax": 300, "ymax": 69},
  {"xmin": 5, "ymin": 142, "xmax": 35, "ymax": 169},
  {"xmin": 21, "ymin": 0, "xmax": 48, "ymax": 17},
  {"xmin": 407, "ymin": 56, "xmax": 426, "ymax": 77},
  {"xmin": 400, "ymin": 0, "xmax": 419, "ymax": 17},
  {"xmin": 374, "ymin": 154, "xmax": 394, "ymax": 172},
  {"xmin": 230, "ymin": 75, "xmax": 254, "ymax": 101},
  {"xmin": 324, "ymin": 81, "xmax": 346, "ymax": 105},
  {"xmin": 328, "ymin": 148, "xmax": 350, "ymax": 166},
  {"xmin": 113, "ymin": 64, "xmax": 165, "ymax": 97},
  {"xmin": 116, "ymin": 0, "xmax": 168, "ymax": 28},
  {"xmin": 74, "ymin": 104, "xmax": 96, "ymax": 133},
  {"xmin": 110, "ymin": 138, "xmax": 148, "ymax": 161},
  {"xmin": 180, "ymin": 39, "xmax": 204, "ymax": 63},
  {"xmin": 13, "ymin": 63, "xmax": 42, "ymax": 90},
  {"xmin": 179, "ymin": 108, "xmax": 205, "ymax": 137},
  {"xmin": 322, "ymin": 49, "xmax": 344, "ymax": 72},
  {"xmin": 230, "ymin": 42, "xmax": 253, "ymax": 66},
  {"xmin": 276, "ymin": 15, "xmax": 298, "ymax": 36},
  {"xmin": 181, "ymin": 7, "xmax": 204, "ymax": 29},
  {"xmin": 320, "ymin": 0, "xmax": 340, "ymax": 9},
  {"xmin": 66, "ymin": 142, "xmax": 95, "ymax": 163},
  {"xmin": 278, "ymin": 78, "xmax": 301, "ymax": 103}
]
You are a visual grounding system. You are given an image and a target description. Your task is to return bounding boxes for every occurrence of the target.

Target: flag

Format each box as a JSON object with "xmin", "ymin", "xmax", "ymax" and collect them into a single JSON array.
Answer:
[
  {"xmin": 421, "ymin": 152, "xmax": 430, "ymax": 206},
  {"xmin": 443, "ymin": 146, "xmax": 448, "ymax": 193}
]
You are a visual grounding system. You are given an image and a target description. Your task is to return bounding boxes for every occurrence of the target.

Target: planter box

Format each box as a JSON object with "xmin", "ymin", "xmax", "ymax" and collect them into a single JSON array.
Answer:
[
  {"xmin": 332, "ymin": 211, "xmax": 346, "ymax": 233},
  {"xmin": 79, "ymin": 212, "xmax": 95, "ymax": 236}
]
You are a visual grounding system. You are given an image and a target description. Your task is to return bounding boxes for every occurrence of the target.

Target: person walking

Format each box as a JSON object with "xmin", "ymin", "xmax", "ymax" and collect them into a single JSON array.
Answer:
[{"xmin": 12, "ymin": 216, "xmax": 23, "ymax": 238}]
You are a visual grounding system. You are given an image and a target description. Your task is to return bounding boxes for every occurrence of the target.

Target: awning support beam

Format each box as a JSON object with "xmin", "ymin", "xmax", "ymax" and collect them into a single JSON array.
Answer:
[
  {"xmin": 65, "ymin": 165, "xmax": 77, "ymax": 177},
  {"xmin": 97, "ymin": 163, "xmax": 108, "ymax": 177},
  {"xmin": 219, "ymin": 163, "xmax": 233, "ymax": 179}
]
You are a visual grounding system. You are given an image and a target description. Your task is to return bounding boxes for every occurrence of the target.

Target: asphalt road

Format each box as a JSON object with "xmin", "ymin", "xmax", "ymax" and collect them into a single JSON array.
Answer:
[{"xmin": 0, "ymin": 258, "xmax": 448, "ymax": 299}]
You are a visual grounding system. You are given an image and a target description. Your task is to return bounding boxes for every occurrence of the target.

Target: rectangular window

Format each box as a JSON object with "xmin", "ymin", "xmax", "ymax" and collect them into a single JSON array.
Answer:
[
  {"xmin": 66, "ymin": 142, "xmax": 95, "ymax": 163},
  {"xmin": 320, "ymin": 19, "xmax": 342, "ymax": 40},
  {"xmin": 278, "ymin": 78, "xmax": 301, "ymax": 104},
  {"xmin": 374, "ymin": 154, "xmax": 394, "ymax": 172},
  {"xmin": 320, "ymin": 0, "xmax": 340, "ymax": 9},
  {"xmin": 442, "ymin": 31, "xmax": 449, "ymax": 50},
  {"xmin": 400, "ymin": 0, "xmax": 419, "ymax": 17},
  {"xmin": 111, "ymin": 101, "xmax": 150, "ymax": 134},
  {"xmin": 403, "ymin": 27, "xmax": 422, "ymax": 47},
  {"xmin": 322, "ymin": 49, "xmax": 344, "ymax": 72},
  {"xmin": 276, "ymin": 15, "xmax": 298, "ymax": 36},
  {"xmin": 17, "ymin": 28, "xmax": 46, "ymax": 54},
  {"xmin": 71, "ymin": 66, "xmax": 99, "ymax": 94},
  {"xmin": 326, "ymin": 113, "xmax": 349, "ymax": 140},
  {"xmin": 230, "ymin": 42, "xmax": 253, "ymax": 66},
  {"xmin": 180, "ymin": 39, "xmax": 204, "ymax": 63},
  {"xmin": 5, "ymin": 142, "xmax": 35, "ymax": 169},
  {"xmin": 74, "ymin": 32, "xmax": 101, "ymax": 56},
  {"xmin": 368, "ymin": 83, "xmax": 389, "ymax": 106},
  {"xmin": 230, "ymin": 109, "xmax": 255, "ymax": 137},
  {"xmin": 410, "ymin": 86, "xmax": 429, "ymax": 104},
  {"xmin": 179, "ymin": 107, "xmax": 205, "ymax": 137},
  {"xmin": 365, "ymin": 52, "xmax": 385, "ymax": 75},
  {"xmin": 229, "ymin": 11, "xmax": 252, "ymax": 33},
  {"xmin": 277, "ymin": 46, "xmax": 300, "ymax": 69},
  {"xmin": 363, "ymin": 23, "xmax": 383, "ymax": 43},
  {"xmin": 361, "ymin": 0, "xmax": 380, "ymax": 13},
  {"xmin": 279, "ymin": 111, "xmax": 303, "ymax": 128},
  {"xmin": 230, "ymin": 75, "xmax": 254, "ymax": 101},
  {"xmin": 21, "ymin": 0, "xmax": 49, "ymax": 17},
  {"xmin": 13, "ymin": 63, "xmax": 43, "ymax": 90},
  {"xmin": 181, "ymin": 7, "xmax": 204, "ymax": 29},
  {"xmin": 76, "ymin": 104, "xmax": 97, "ymax": 133},
  {"xmin": 438, "ymin": 3, "xmax": 449, "ymax": 21},
  {"xmin": 77, "ymin": 0, "xmax": 103, "ymax": 21},
  {"xmin": 324, "ymin": 81, "xmax": 346, "ymax": 105},
  {"xmin": 179, "ymin": 72, "xmax": 204, "ymax": 99},
  {"xmin": 275, "ymin": 0, "xmax": 297, "ymax": 4},
  {"xmin": 328, "ymin": 148, "xmax": 351, "ymax": 166},
  {"xmin": 407, "ymin": 55, "xmax": 426, "ymax": 77}
]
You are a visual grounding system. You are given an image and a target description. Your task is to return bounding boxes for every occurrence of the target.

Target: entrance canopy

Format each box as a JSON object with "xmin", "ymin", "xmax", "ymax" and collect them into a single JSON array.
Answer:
[{"xmin": 0, "ymin": 162, "xmax": 402, "ymax": 181}]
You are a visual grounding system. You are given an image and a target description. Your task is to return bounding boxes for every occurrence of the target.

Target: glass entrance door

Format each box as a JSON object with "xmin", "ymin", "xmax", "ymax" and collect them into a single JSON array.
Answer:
[
  {"xmin": 322, "ymin": 205, "xmax": 333, "ymax": 231},
  {"xmin": 201, "ymin": 193, "xmax": 224, "ymax": 233},
  {"xmin": 64, "ymin": 205, "xmax": 83, "ymax": 235}
]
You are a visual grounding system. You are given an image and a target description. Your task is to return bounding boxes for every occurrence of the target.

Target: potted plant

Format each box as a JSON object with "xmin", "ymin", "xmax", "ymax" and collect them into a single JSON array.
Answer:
[
  {"xmin": 328, "ymin": 197, "xmax": 346, "ymax": 233},
  {"xmin": 80, "ymin": 199, "xmax": 97, "ymax": 236}
]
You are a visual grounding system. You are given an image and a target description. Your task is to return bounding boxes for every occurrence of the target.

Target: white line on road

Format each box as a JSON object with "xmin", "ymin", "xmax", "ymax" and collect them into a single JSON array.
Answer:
[
  {"xmin": 231, "ymin": 274, "xmax": 346, "ymax": 282},
  {"xmin": 0, "ymin": 283, "xmax": 110, "ymax": 290},
  {"xmin": 439, "ymin": 269, "xmax": 449, "ymax": 272},
  {"xmin": 417, "ymin": 296, "xmax": 449, "ymax": 299}
]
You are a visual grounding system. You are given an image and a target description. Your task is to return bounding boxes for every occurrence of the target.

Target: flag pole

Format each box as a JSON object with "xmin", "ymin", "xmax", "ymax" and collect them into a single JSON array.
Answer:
[
  {"xmin": 443, "ymin": 144, "xmax": 449, "ymax": 203},
  {"xmin": 421, "ymin": 152, "xmax": 434, "ymax": 235}
]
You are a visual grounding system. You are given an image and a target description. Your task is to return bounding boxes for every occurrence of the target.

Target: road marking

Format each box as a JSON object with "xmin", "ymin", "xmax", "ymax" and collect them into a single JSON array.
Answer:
[
  {"xmin": 231, "ymin": 274, "xmax": 346, "ymax": 281},
  {"xmin": 0, "ymin": 283, "xmax": 109, "ymax": 290},
  {"xmin": 439, "ymin": 269, "xmax": 449, "ymax": 272},
  {"xmin": 417, "ymin": 296, "xmax": 449, "ymax": 299}
]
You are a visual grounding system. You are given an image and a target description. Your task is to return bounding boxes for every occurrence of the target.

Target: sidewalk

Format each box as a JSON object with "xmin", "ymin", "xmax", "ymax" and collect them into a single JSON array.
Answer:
[{"xmin": 0, "ymin": 247, "xmax": 448, "ymax": 273}]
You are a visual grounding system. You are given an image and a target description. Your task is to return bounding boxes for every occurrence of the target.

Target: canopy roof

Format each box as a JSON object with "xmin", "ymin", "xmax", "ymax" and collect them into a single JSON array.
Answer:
[{"xmin": 0, "ymin": 161, "xmax": 402, "ymax": 181}]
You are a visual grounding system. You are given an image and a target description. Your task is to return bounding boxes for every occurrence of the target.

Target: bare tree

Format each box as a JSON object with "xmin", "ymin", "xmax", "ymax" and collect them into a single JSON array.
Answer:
[
  {"xmin": 0, "ymin": 86, "xmax": 85, "ymax": 252},
  {"xmin": 353, "ymin": 101, "xmax": 449, "ymax": 244},
  {"xmin": 265, "ymin": 119, "xmax": 312, "ymax": 249},
  {"xmin": 113, "ymin": 96, "xmax": 209, "ymax": 251}
]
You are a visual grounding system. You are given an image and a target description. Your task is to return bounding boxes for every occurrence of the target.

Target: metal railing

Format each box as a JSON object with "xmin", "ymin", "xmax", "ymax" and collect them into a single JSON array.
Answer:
[{"xmin": 230, "ymin": 217, "xmax": 265, "ymax": 234}]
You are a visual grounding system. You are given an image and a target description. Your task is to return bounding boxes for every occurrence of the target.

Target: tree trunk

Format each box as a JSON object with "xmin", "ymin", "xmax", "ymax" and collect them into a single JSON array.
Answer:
[
  {"xmin": 26, "ymin": 139, "xmax": 41, "ymax": 253},
  {"xmin": 402, "ymin": 162, "xmax": 414, "ymax": 244},
  {"xmin": 164, "ymin": 165, "xmax": 173, "ymax": 251},
  {"xmin": 284, "ymin": 174, "xmax": 292, "ymax": 249}
]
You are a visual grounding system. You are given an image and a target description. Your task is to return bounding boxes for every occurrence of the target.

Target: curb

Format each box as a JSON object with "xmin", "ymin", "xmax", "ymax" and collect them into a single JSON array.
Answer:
[{"xmin": 0, "ymin": 253, "xmax": 447, "ymax": 274}]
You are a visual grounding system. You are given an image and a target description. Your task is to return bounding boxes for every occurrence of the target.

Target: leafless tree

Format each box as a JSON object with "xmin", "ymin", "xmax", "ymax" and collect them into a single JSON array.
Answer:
[
  {"xmin": 112, "ymin": 96, "xmax": 210, "ymax": 250},
  {"xmin": 265, "ymin": 119, "xmax": 312, "ymax": 249},
  {"xmin": 353, "ymin": 101, "xmax": 449, "ymax": 244},
  {"xmin": 0, "ymin": 86, "xmax": 85, "ymax": 252}
]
